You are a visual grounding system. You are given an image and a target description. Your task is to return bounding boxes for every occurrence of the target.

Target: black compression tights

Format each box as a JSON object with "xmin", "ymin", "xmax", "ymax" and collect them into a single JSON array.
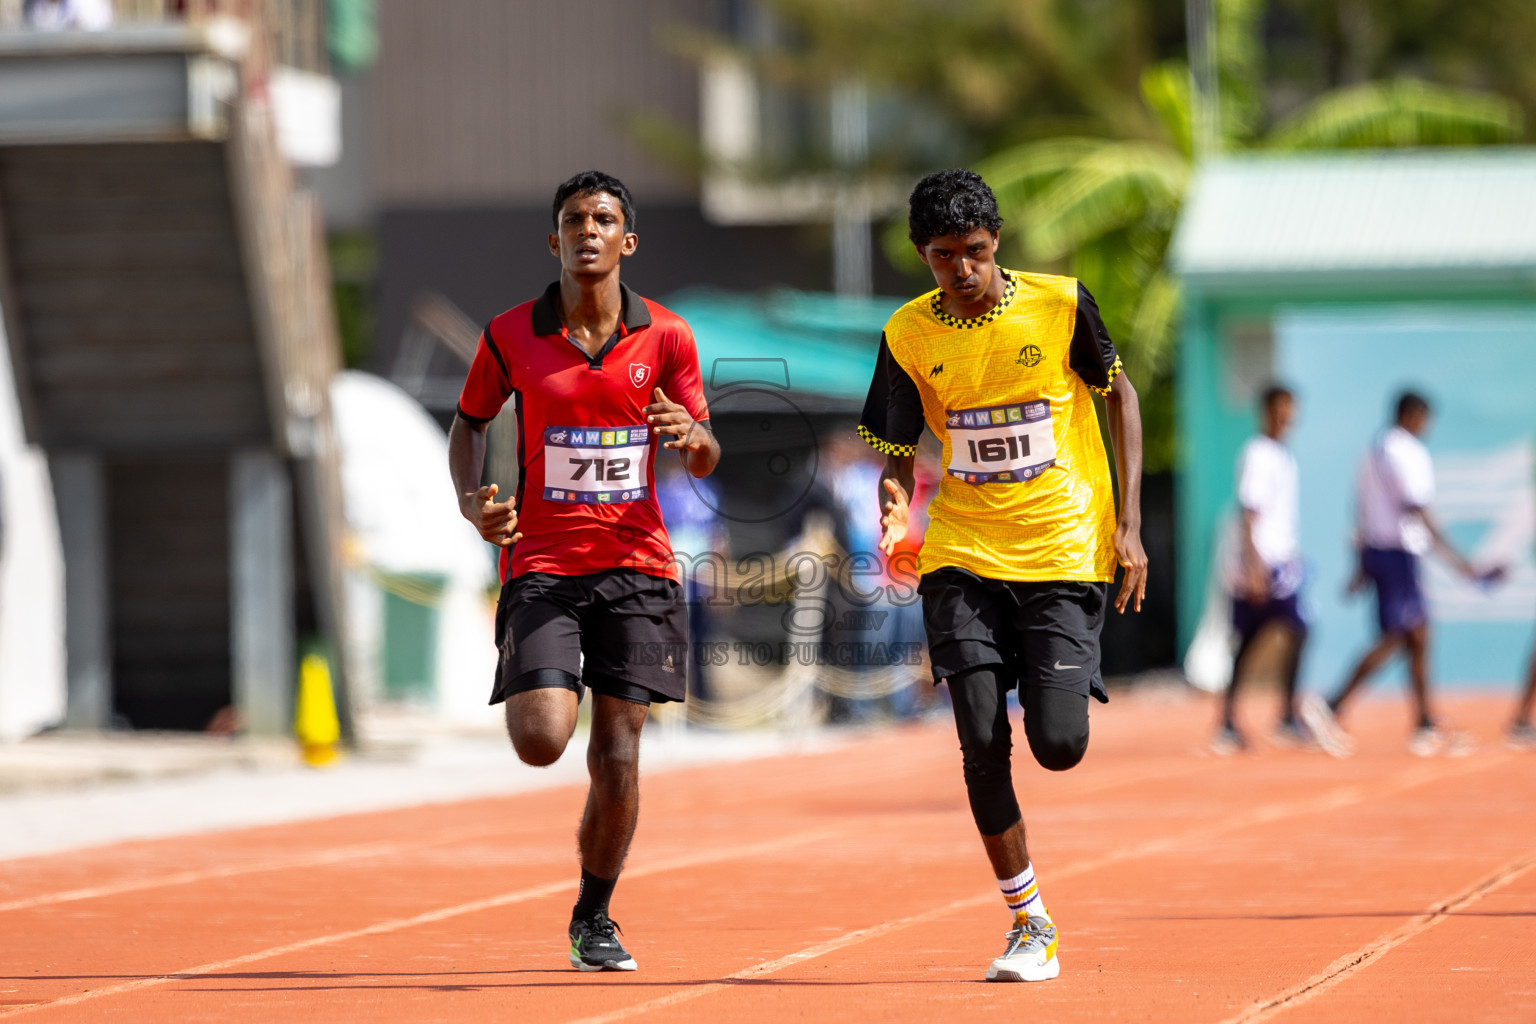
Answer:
[{"xmin": 946, "ymin": 666, "xmax": 1091, "ymax": 836}]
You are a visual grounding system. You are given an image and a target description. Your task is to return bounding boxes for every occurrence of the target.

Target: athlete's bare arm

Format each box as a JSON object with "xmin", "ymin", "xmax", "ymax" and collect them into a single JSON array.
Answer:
[
  {"xmin": 877, "ymin": 453, "xmax": 916, "ymax": 555},
  {"xmin": 1103, "ymin": 373, "xmax": 1148, "ymax": 613},
  {"xmin": 646, "ymin": 386, "xmax": 720, "ymax": 477},
  {"xmin": 448, "ymin": 413, "xmax": 521, "ymax": 547},
  {"xmin": 1409, "ymin": 506, "xmax": 1479, "ymax": 579}
]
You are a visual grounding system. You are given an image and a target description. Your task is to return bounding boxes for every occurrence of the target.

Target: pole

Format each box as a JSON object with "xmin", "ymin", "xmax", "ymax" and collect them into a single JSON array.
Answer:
[
  {"xmin": 831, "ymin": 78, "xmax": 871, "ymax": 296},
  {"xmin": 1186, "ymin": 0, "xmax": 1220, "ymax": 161}
]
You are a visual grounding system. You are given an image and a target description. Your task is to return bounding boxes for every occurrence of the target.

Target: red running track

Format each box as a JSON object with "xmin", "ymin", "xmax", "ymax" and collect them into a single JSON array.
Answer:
[{"xmin": 1, "ymin": 691, "xmax": 1533, "ymax": 1022}]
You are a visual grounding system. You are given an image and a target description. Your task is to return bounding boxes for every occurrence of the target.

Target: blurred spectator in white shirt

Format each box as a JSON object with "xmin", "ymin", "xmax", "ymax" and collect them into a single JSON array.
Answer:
[{"xmin": 1213, "ymin": 385, "xmax": 1307, "ymax": 755}]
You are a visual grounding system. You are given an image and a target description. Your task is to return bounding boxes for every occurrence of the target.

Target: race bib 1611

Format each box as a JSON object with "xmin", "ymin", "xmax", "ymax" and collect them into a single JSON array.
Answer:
[
  {"xmin": 945, "ymin": 401, "xmax": 1056, "ymax": 484},
  {"xmin": 543, "ymin": 424, "xmax": 651, "ymax": 504}
]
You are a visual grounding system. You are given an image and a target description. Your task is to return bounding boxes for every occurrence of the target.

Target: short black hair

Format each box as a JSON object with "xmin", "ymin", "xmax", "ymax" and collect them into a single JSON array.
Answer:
[
  {"xmin": 907, "ymin": 168, "xmax": 1003, "ymax": 247},
  {"xmin": 1259, "ymin": 383, "xmax": 1294, "ymax": 412},
  {"xmin": 552, "ymin": 170, "xmax": 636, "ymax": 232},
  {"xmin": 1395, "ymin": 390, "xmax": 1430, "ymax": 422}
]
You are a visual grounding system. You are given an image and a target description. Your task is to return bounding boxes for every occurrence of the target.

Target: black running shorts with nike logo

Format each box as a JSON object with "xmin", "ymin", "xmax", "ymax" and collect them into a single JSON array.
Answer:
[
  {"xmin": 917, "ymin": 566, "xmax": 1109, "ymax": 703},
  {"xmin": 490, "ymin": 569, "xmax": 689, "ymax": 706}
]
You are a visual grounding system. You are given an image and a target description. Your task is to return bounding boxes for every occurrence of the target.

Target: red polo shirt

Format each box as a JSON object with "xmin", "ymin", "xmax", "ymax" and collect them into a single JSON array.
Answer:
[{"xmin": 457, "ymin": 281, "xmax": 709, "ymax": 583}]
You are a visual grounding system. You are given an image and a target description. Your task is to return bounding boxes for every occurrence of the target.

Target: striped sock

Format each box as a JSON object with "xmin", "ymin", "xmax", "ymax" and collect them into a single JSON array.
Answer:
[{"xmin": 997, "ymin": 864, "xmax": 1052, "ymax": 925}]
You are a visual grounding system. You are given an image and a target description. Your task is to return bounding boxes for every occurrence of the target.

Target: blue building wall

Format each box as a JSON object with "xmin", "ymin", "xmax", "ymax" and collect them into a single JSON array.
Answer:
[
  {"xmin": 1277, "ymin": 305, "xmax": 1536, "ymax": 690},
  {"xmin": 1178, "ymin": 295, "xmax": 1536, "ymax": 691}
]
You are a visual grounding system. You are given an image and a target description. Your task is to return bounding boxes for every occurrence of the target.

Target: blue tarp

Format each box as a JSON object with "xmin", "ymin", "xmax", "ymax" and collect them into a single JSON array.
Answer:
[{"xmin": 662, "ymin": 288, "xmax": 908, "ymax": 402}]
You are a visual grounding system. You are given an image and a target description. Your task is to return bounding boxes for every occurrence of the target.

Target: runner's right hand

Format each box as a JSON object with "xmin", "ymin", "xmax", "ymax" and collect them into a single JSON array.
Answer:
[
  {"xmin": 462, "ymin": 483, "xmax": 522, "ymax": 547},
  {"xmin": 878, "ymin": 477, "xmax": 909, "ymax": 555}
]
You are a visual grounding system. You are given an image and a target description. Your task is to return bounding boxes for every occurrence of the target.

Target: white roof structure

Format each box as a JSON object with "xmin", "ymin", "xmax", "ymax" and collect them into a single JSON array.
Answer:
[{"xmin": 1170, "ymin": 150, "xmax": 1536, "ymax": 291}]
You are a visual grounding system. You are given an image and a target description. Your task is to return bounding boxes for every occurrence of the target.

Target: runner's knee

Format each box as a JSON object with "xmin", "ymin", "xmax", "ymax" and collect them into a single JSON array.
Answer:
[
  {"xmin": 1023, "ymin": 688, "xmax": 1089, "ymax": 772},
  {"xmin": 586, "ymin": 686, "xmax": 645, "ymax": 782},
  {"xmin": 962, "ymin": 743, "xmax": 1021, "ymax": 835},
  {"xmin": 510, "ymin": 727, "xmax": 568, "ymax": 767},
  {"xmin": 586, "ymin": 732, "xmax": 640, "ymax": 779},
  {"xmin": 503, "ymin": 677, "xmax": 579, "ymax": 766}
]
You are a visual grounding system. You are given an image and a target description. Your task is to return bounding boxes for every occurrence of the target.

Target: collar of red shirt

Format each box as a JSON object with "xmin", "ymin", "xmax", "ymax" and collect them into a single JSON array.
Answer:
[{"xmin": 529, "ymin": 280, "xmax": 652, "ymax": 337}]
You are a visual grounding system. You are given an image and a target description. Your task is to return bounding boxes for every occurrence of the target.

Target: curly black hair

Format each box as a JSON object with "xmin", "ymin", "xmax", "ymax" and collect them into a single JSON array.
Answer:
[
  {"xmin": 907, "ymin": 168, "xmax": 1003, "ymax": 247},
  {"xmin": 552, "ymin": 170, "xmax": 636, "ymax": 232}
]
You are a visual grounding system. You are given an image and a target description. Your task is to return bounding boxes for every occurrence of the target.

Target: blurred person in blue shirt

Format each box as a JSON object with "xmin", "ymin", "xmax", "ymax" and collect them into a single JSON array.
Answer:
[
  {"xmin": 655, "ymin": 453, "xmax": 725, "ymax": 701},
  {"xmin": 823, "ymin": 431, "xmax": 926, "ymax": 720}
]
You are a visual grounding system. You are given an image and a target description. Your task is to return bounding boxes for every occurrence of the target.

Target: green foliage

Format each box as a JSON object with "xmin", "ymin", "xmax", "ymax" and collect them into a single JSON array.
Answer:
[
  {"xmin": 619, "ymin": 109, "xmax": 708, "ymax": 177},
  {"xmin": 1267, "ymin": 78, "xmax": 1522, "ymax": 149},
  {"xmin": 329, "ymin": 232, "xmax": 376, "ymax": 369},
  {"xmin": 1272, "ymin": 0, "xmax": 1536, "ymax": 120},
  {"xmin": 978, "ymin": 57, "xmax": 1517, "ymax": 470},
  {"xmin": 1012, "ymin": 141, "xmax": 1187, "ymax": 261},
  {"xmin": 650, "ymin": 0, "xmax": 1532, "ymax": 473},
  {"xmin": 326, "ymin": 0, "xmax": 378, "ymax": 72},
  {"xmin": 1140, "ymin": 64, "xmax": 1193, "ymax": 157}
]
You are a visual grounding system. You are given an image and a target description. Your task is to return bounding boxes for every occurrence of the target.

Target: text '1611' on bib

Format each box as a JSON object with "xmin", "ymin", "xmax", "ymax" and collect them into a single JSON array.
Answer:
[
  {"xmin": 543, "ymin": 425, "xmax": 651, "ymax": 504},
  {"xmin": 945, "ymin": 401, "xmax": 1056, "ymax": 484}
]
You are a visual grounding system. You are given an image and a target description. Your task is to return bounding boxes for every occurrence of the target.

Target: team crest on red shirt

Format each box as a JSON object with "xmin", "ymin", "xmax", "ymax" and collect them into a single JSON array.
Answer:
[{"xmin": 629, "ymin": 362, "xmax": 652, "ymax": 388}]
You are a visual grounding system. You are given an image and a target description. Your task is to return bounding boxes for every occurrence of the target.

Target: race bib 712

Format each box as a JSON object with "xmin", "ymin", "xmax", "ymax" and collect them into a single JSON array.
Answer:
[
  {"xmin": 945, "ymin": 401, "xmax": 1056, "ymax": 484},
  {"xmin": 543, "ymin": 424, "xmax": 651, "ymax": 504}
]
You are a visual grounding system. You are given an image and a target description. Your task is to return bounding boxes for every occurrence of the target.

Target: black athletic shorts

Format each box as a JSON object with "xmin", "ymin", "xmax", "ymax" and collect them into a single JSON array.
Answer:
[
  {"xmin": 489, "ymin": 569, "xmax": 688, "ymax": 706},
  {"xmin": 917, "ymin": 566, "xmax": 1110, "ymax": 703}
]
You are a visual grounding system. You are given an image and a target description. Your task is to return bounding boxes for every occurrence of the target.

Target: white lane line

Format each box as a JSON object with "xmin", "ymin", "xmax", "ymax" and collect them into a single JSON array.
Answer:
[
  {"xmin": 0, "ymin": 754, "xmax": 1208, "ymax": 915},
  {"xmin": 0, "ymin": 828, "xmax": 842, "ymax": 1020},
  {"xmin": 6, "ymin": 751, "xmax": 1511, "ymax": 1021},
  {"xmin": 559, "ymin": 753, "xmax": 1512, "ymax": 1024},
  {"xmin": 0, "ymin": 832, "xmax": 499, "ymax": 914},
  {"xmin": 1215, "ymin": 847, "xmax": 1536, "ymax": 1024},
  {"xmin": 564, "ymin": 895, "xmax": 994, "ymax": 1024}
]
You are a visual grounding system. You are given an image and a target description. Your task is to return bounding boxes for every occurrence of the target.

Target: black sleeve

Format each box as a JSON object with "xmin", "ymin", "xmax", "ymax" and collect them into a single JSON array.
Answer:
[
  {"xmin": 857, "ymin": 333, "xmax": 924, "ymax": 457},
  {"xmin": 1068, "ymin": 282, "xmax": 1124, "ymax": 396}
]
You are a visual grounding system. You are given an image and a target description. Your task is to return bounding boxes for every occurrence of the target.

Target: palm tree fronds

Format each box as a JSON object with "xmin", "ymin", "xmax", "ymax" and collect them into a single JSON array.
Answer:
[
  {"xmin": 1268, "ymin": 78, "xmax": 1523, "ymax": 150},
  {"xmin": 1140, "ymin": 62, "xmax": 1192, "ymax": 157},
  {"xmin": 881, "ymin": 217, "xmax": 925, "ymax": 278},
  {"xmin": 1126, "ymin": 270, "xmax": 1181, "ymax": 382},
  {"xmin": 1023, "ymin": 142, "xmax": 1189, "ymax": 261}
]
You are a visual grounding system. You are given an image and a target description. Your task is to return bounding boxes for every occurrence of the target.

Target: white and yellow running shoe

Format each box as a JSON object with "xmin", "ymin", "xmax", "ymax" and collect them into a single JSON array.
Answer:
[{"xmin": 986, "ymin": 914, "xmax": 1059, "ymax": 982}]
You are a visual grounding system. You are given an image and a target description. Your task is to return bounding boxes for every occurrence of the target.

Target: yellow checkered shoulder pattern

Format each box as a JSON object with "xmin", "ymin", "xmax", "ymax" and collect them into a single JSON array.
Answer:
[{"xmin": 883, "ymin": 269, "xmax": 1118, "ymax": 583}]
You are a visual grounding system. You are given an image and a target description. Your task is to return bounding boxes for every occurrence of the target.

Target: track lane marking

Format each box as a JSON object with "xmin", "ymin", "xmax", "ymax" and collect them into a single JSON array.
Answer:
[
  {"xmin": 4, "ymin": 749, "xmax": 1512, "ymax": 1020},
  {"xmin": 0, "ymin": 752, "xmax": 1207, "ymax": 915},
  {"xmin": 0, "ymin": 828, "xmax": 843, "ymax": 1020},
  {"xmin": 0, "ymin": 830, "xmax": 510, "ymax": 914},
  {"xmin": 563, "ymin": 895, "xmax": 995, "ymax": 1024},
  {"xmin": 1215, "ymin": 846, "xmax": 1536, "ymax": 1024},
  {"xmin": 558, "ymin": 752, "xmax": 1513, "ymax": 1024}
]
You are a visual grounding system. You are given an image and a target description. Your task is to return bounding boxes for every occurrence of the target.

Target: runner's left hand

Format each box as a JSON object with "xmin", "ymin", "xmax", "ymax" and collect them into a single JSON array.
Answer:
[
  {"xmin": 1113, "ymin": 520, "xmax": 1148, "ymax": 614},
  {"xmin": 647, "ymin": 387, "xmax": 707, "ymax": 451}
]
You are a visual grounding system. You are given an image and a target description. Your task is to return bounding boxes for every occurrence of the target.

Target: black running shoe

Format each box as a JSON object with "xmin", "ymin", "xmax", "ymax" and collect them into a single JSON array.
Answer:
[{"xmin": 568, "ymin": 911, "xmax": 636, "ymax": 972}]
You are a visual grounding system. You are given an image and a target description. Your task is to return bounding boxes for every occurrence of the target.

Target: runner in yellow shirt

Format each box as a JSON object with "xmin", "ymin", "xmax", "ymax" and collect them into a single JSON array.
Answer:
[{"xmin": 860, "ymin": 168, "xmax": 1148, "ymax": 983}]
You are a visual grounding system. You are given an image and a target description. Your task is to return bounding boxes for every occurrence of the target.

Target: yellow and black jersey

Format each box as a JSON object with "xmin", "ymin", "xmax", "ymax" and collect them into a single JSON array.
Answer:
[{"xmin": 858, "ymin": 269, "xmax": 1123, "ymax": 583}]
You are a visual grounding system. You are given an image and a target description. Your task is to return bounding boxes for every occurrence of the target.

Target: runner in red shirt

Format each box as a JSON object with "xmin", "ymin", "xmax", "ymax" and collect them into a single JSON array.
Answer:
[{"xmin": 448, "ymin": 171, "xmax": 720, "ymax": 973}]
